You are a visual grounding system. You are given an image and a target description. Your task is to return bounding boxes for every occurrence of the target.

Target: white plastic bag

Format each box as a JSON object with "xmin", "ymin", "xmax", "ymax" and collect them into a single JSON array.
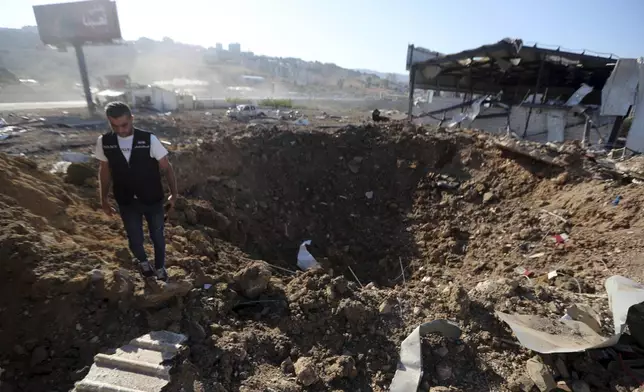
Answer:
[{"xmin": 297, "ymin": 240, "xmax": 321, "ymax": 270}]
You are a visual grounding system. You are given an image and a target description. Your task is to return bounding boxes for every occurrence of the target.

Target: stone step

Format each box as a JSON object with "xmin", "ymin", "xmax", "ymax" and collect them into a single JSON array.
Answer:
[{"xmin": 74, "ymin": 330, "xmax": 187, "ymax": 392}]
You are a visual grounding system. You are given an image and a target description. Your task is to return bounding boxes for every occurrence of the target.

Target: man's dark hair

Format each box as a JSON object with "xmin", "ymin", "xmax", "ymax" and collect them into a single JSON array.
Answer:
[{"xmin": 105, "ymin": 101, "xmax": 132, "ymax": 118}]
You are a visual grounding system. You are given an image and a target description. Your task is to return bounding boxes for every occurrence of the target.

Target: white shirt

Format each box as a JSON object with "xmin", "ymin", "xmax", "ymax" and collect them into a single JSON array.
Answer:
[{"xmin": 95, "ymin": 133, "xmax": 168, "ymax": 162}]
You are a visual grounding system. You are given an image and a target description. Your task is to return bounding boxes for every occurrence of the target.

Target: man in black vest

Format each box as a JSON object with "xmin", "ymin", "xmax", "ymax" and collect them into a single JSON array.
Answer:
[{"xmin": 95, "ymin": 102, "xmax": 178, "ymax": 282}]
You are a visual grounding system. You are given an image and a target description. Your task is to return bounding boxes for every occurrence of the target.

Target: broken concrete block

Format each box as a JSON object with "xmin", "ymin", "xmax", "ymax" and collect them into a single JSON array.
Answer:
[
  {"xmin": 74, "ymin": 330, "xmax": 187, "ymax": 392},
  {"xmin": 526, "ymin": 356, "xmax": 557, "ymax": 392},
  {"xmin": 566, "ymin": 304, "xmax": 602, "ymax": 334}
]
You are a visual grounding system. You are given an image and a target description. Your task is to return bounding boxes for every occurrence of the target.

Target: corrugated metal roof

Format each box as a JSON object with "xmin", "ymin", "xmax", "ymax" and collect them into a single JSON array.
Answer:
[{"xmin": 410, "ymin": 38, "xmax": 618, "ymax": 104}]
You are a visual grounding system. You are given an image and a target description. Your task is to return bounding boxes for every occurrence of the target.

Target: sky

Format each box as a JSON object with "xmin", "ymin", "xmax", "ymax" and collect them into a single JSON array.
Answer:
[{"xmin": 1, "ymin": 0, "xmax": 643, "ymax": 74}]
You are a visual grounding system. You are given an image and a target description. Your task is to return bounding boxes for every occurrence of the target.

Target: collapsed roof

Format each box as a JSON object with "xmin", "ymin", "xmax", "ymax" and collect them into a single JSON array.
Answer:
[{"xmin": 410, "ymin": 38, "xmax": 618, "ymax": 104}]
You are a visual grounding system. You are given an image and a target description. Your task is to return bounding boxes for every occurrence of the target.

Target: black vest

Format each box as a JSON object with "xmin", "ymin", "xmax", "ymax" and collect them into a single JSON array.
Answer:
[{"xmin": 102, "ymin": 128, "xmax": 164, "ymax": 206}]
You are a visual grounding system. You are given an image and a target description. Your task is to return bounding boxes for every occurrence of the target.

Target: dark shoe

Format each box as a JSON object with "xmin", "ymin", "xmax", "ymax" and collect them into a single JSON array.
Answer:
[
  {"xmin": 156, "ymin": 267, "xmax": 168, "ymax": 282},
  {"xmin": 138, "ymin": 261, "xmax": 155, "ymax": 278}
]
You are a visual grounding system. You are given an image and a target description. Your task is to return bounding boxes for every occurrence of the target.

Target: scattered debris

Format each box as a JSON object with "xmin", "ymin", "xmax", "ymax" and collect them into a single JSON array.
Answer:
[
  {"xmin": 497, "ymin": 276, "xmax": 644, "ymax": 353},
  {"xmin": 390, "ymin": 320, "xmax": 462, "ymax": 392},
  {"xmin": 3, "ymin": 118, "xmax": 644, "ymax": 391}
]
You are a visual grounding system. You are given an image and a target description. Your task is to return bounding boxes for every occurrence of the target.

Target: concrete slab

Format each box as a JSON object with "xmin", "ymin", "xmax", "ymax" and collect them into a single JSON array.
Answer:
[{"xmin": 74, "ymin": 330, "xmax": 187, "ymax": 392}]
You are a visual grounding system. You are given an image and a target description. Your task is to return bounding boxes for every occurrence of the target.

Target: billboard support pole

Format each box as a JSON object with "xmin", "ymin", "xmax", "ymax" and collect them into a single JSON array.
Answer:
[
  {"xmin": 73, "ymin": 43, "xmax": 95, "ymax": 116},
  {"xmin": 407, "ymin": 64, "xmax": 416, "ymax": 121}
]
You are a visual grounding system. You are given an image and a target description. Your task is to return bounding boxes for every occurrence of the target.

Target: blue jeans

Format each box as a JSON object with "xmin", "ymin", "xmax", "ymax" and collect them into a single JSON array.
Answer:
[{"xmin": 118, "ymin": 200, "xmax": 166, "ymax": 269}]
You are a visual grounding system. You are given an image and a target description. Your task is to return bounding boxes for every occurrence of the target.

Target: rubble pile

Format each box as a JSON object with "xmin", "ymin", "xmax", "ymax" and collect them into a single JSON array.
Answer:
[{"xmin": 1, "ymin": 121, "xmax": 644, "ymax": 391}]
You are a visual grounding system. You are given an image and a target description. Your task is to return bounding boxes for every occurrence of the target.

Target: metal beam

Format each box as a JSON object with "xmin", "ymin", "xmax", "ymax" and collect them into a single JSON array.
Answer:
[{"xmin": 522, "ymin": 55, "xmax": 545, "ymax": 138}]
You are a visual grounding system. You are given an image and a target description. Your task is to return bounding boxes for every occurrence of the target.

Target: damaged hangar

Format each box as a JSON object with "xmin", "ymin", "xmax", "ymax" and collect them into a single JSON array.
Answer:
[{"xmin": 407, "ymin": 38, "xmax": 640, "ymax": 151}]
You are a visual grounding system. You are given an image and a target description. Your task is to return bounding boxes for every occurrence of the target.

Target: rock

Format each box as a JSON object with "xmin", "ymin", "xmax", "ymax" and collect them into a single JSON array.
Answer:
[
  {"xmin": 233, "ymin": 262, "xmax": 272, "ymax": 299},
  {"xmin": 567, "ymin": 304, "xmax": 601, "ymax": 334},
  {"xmin": 294, "ymin": 357, "xmax": 318, "ymax": 386},
  {"xmin": 325, "ymin": 355, "xmax": 357, "ymax": 381},
  {"xmin": 482, "ymin": 192, "xmax": 496, "ymax": 204},
  {"xmin": 30, "ymin": 346, "xmax": 48, "ymax": 367},
  {"xmin": 185, "ymin": 208, "xmax": 198, "ymax": 225},
  {"xmin": 281, "ymin": 357, "xmax": 295, "ymax": 375},
  {"xmin": 187, "ymin": 320, "xmax": 207, "ymax": 342},
  {"xmin": 64, "ymin": 163, "xmax": 96, "ymax": 186},
  {"xmin": 429, "ymin": 388, "xmax": 451, "ymax": 392},
  {"xmin": 89, "ymin": 269, "xmax": 105, "ymax": 282},
  {"xmin": 555, "ymin": 357, "xmax": 570, "ymax": 379},
  {"xmin": 436, "ymin": 362, "xmax": 452, "ymax": 380},
  {"xmin": 509, "ymin": 375, "xmax": 535, "ymax": 392},
  {"xmin": 553, "ymin": 171, "xmax": 569, "ymax": 185},
  {"xmin": 446, "ymin": 285, "xmax": 470, "ymax": 318},
  {"xmin": 526, "ymin": 356, "xmax": 556, "ymax": 392},
  {"xmin": 518, "ymin": 228, "xmax": 532, "ymax": 240},
  {"xmin": 210, "ymin": 323, "xmax": 223, "ymax": 335},
  {"xmin": 331, "ymin": 276, "xmax": 349, "ymax": 294},
  {"xmin": 571, "ymin": 380, "xmax": 591, "ymax": 392},
  {"xmin": 187, "ymin": 230, "xmax": 213, "ymax": 255},
  {"xmin": 337, "ymin": 299, "xmax": 368, "ymax": 325},
  {"xmin": 135, "ymin": 280, "xmax": 193, "ymax": 308},
  {"xmin": 379, "ymin": 298, "xmax": 395, "ymax": 314}
]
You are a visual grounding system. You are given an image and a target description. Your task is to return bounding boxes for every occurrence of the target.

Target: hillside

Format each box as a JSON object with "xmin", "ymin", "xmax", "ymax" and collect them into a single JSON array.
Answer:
[
  {"xmin": 0, "ymin": 27, "xmax": 405, "ymax": 101},
  {"xmin": 355, "ymin": 69, "xmax": 407, "ymax": 84}
]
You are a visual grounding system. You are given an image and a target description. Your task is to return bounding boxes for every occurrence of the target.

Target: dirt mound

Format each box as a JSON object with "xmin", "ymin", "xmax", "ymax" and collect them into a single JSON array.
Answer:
[{"xmin": 1, "ymin": 122, "xmax": 644, "ymax": 392}]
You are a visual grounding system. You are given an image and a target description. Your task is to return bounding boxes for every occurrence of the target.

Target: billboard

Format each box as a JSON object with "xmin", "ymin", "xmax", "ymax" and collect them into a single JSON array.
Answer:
[
  {"xmin": 406, "ymin": 45, "xmax": 442, "ymax": 71},
  {"xmin": 33, "ymin": 0, "xmax": 122, "ymax": 46}
]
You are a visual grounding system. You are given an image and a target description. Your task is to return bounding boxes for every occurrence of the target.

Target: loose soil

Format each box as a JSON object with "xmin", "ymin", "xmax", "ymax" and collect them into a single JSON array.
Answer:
[{"xmin": 1, "ymin": 116, "xmax": 643, "ymax": 391}]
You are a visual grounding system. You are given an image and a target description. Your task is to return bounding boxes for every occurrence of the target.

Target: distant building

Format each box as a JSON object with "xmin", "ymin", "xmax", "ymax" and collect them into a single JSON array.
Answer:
[
  {"xmin": 130, "ymin": 85, "xmax": 178, "ymax": 112},
  {"xmin": 228, "ymin": 43, "xmax": 241, "ymax": 53},
  {"xmin": 215, "ymin": 43, "xmax": 223, "ymax": 51}
]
